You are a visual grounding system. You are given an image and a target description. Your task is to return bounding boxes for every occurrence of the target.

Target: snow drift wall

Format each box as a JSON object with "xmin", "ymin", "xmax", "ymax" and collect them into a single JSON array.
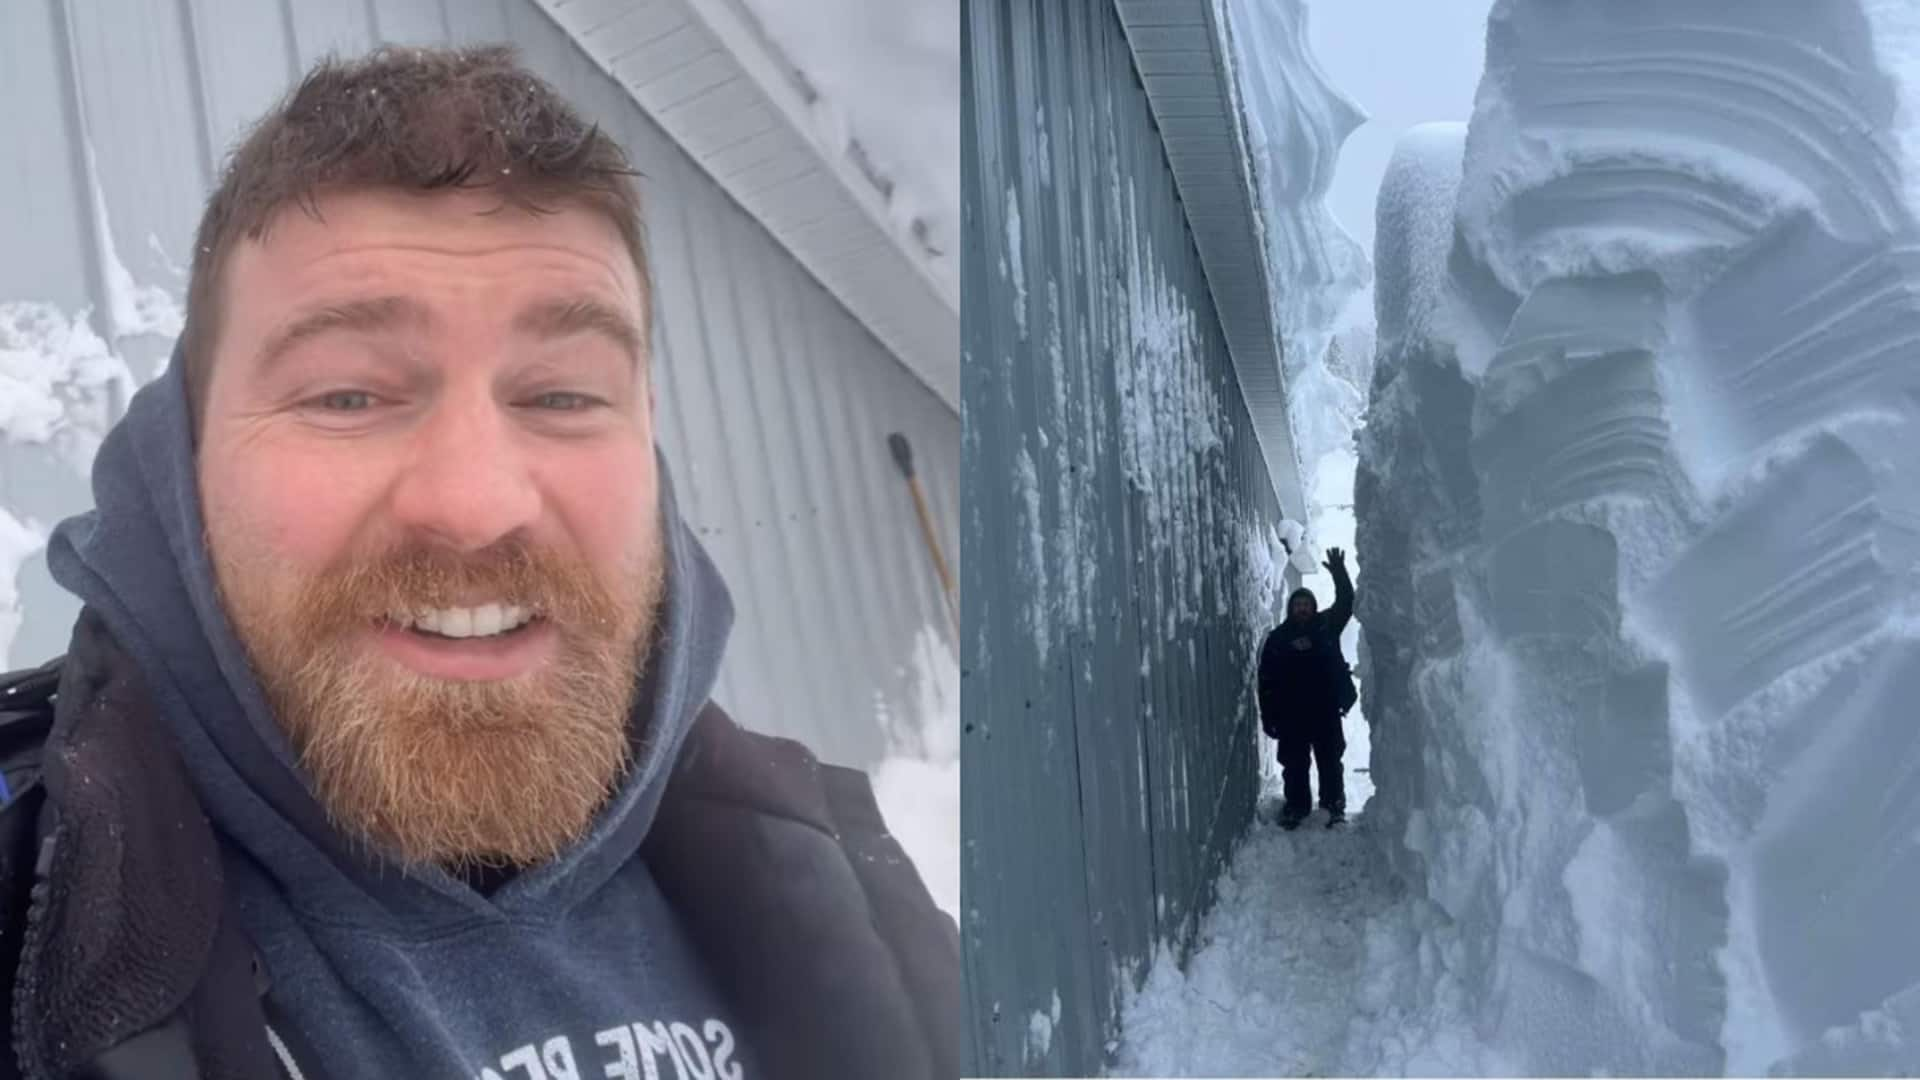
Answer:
[
  {"xmin": 1359, "ymin": 1, "xmax": 1920, "ymax": 1073},
  {"xmin": 1215, "ymin": 0, "xmax": 1371, "ymax": 477}
]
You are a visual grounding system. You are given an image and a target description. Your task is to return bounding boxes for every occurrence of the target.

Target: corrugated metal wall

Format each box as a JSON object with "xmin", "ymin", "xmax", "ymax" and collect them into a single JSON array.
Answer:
[
  {"xmin": 961, "ymin": 0, "xmax": 1290, "ymax": 1073},
  {"xmin": 0, "ymin": 0, "xmax": 958, "ymax": 770}
]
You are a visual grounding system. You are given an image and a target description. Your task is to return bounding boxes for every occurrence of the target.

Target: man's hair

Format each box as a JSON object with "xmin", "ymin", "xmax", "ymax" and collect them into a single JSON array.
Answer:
[{"xmin": 181, "ymin": 45, "xmax": 649, "ymax": 426}]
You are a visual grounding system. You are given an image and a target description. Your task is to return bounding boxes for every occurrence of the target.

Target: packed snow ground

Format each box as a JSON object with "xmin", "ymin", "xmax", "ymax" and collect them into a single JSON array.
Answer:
[
  {"xmin": 1116, "ymin": 786, "xmax": 1515, "ymax": 1077},
  {"xmin": 1115, "ymin": 796, "xmax": 1401, "ymax": 1077}
]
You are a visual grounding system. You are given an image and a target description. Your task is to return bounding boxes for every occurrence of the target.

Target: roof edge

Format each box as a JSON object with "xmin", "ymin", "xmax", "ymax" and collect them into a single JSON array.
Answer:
[
  {"xmin": 1113, "ymin": 0, "xmax": 1306, "ymax": 518},
  {"xmin": 535, "ymin": 0, "xmax": 959, "ymax": 411}
]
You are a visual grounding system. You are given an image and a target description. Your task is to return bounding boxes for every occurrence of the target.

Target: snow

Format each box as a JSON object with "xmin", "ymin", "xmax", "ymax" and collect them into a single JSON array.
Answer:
[
  {"xmin": 0, "ymin": 144, "xmax": 171, "ymax": 481},
  {"xmin": 1026, "ymin": 990, "xmax": 1063, "ymax": 1064},
  {"xmin": 1117, "ymin": 1, "xmax": 1920, "ymax": 1075},
  {"xmin": 1373, "ymin": 123, "xmax": 1467, "ymax": 358},
  {"xmin": 869, "ymin": 624, "xmax": 961, "ymax": 917},
  {"xmin": 1213, "ymin": 0, "xmax": 1374, "ymax": 768},
  {"xmin": 1111, "ymin": 2, "xmax": 1388, "ymax": 1066},
  {"xmin": 998, "ymin": 169, "xmax": 1249, "ymax": 665},
  {"xmin": 0, "ymin": 301, "xmax": 141, "ymax": 483},
  {"xmin": 86, "ymin": 140, "xmax": 184, "ymax": 343},
  {"xmin": 1213, "ymin": 0, "xmax": 1370, "ymax": 473},
  {"xmin": 0, "ymin": 509, "xmax": 46, "ymax": 664},
  {"xmin": 735, "ymin": 0, "xmax": 957, "ymax": 298},
  {"xmin": 1213, "ymin": 0, "xmax": 1379, "ymax": 808},
  {"xmin": 1351, "ymin": 0, "xmax": 1920, "ymax": 1073},
  {"xmin": 1116, "ymin": 791, "xmax": 1497, "ymax": 1076},
  {"xmin": 1304, "ymin": 0, "xmax": 1492, "ymax": 255},
  {"xmin": 1002, "ymin": 185, "xmax": 1027, "ymax": 338},
  {"xmin": 0, "ymin": 297, "xmax": 143, "ymax": 667},
  {"xmin": 1012, "ymin": 443, "xmax": 1048, "ymax": 659}
]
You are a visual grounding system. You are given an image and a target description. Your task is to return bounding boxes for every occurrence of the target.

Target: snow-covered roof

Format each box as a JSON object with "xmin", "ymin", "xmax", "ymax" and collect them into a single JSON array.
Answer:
[
  {"xmin": 1112, "ymin": 0, "xmax": 1306, "ymax": 516},
  {"xmin": 534, "ymin": 0, "xmax": 959, "ymax": 410}
]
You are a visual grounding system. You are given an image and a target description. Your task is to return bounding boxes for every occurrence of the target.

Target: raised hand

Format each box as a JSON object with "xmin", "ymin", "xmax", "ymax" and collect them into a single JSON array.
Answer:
[{"xmin": 1323, "ymin": 547, "xmax": 1347, "ymax": 574}]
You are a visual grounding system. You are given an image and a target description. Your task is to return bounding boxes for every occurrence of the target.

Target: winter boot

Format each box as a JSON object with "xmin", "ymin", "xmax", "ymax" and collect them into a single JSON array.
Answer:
[
  {"xmin": 1324, "ymin": 806, "xmax": 1347, "ymax": 829},
  {"xmin": 1279, "ymin": 804, "xmax": 1309, "ymax": 831}
]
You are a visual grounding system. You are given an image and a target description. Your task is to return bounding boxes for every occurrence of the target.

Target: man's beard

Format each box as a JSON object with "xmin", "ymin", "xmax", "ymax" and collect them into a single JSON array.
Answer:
[{"xmin": 215, "ymin": 535, "xmax": 665, "ymax": 873}]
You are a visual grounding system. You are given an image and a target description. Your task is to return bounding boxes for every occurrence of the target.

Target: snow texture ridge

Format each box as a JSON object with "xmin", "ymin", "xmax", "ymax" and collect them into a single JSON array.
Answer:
[{"xmin": 1360, "ymin": 0, "xmax": 1920, "ymax": 1073}]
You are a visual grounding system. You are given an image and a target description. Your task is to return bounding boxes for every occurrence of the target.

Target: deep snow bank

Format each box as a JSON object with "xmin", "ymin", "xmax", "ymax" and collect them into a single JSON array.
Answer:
[
  {"xmin": 1360, "ymin": 1, "xmax": 1920, "ymax": 1073},
  {"xmin": 1215, "ymin": 0, "xmax": 1371, "ymax": 513}
]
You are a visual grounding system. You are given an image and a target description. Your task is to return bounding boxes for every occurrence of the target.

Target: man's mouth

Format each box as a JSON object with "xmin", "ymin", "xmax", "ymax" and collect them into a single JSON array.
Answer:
[
  {"xmin": 386, "ymin": 604, "xmax": 539, "ymax": 639},
  {"xmin": 370, "ymin": 603, "xmax": 560, "ymax": 681}
]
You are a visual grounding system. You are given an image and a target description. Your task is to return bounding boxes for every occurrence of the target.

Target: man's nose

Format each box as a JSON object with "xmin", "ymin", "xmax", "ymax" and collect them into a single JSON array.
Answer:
[{"xmin": 387, "ymin": 390, "xmax": 541, "ymax": 552}]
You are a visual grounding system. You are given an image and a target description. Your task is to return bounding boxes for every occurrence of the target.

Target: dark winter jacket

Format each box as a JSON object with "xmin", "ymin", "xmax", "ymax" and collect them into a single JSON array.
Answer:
[
  {"xmin": 0, "ymin": 620, "xmax": 960, "ymax": 1080},
  {"xmin": 0, "ymin": 347, "xmax": 960, "ymax": 1079},
  {"xmin": 1258, "ymin": 563, "xmax": 1356, "ymax": 735}
]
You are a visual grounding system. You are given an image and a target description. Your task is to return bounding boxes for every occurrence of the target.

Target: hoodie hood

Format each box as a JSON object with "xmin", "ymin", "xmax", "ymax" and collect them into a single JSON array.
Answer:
[
  {"xmin": 45, "ymin": 346, "xmax": 735, "ymax": 925},
  {"xmin": 1286, "ymin": 586, "xmax": 1318, "ymax": 622}
]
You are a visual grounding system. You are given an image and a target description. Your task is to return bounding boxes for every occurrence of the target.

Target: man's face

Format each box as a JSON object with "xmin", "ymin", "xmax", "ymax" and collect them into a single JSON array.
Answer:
[
  {"xmin": 1289, "ymin": 593, "xmax": 1317, "ymax": 622},
  {"xmin": 198, "ymin": 188, "xmax": 664, "ymax": 871}
]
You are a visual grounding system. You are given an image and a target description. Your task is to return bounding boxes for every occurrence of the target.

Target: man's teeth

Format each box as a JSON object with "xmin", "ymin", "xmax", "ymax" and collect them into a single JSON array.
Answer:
[{"xmin": 396, "ymin": 604, "xmax": 533, "ymax": 638}]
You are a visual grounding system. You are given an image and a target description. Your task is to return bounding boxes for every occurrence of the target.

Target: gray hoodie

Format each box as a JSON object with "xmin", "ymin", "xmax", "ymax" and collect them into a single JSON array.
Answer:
[{"xmin": 46, "ymin": 349, "xmax": 753, "ymax": 1080}]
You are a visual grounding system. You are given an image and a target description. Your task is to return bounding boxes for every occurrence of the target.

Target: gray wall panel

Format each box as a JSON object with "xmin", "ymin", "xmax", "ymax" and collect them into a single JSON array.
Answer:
[
  {"xmin": 963, "ymin": 0, "xmax": 1291, "ymax": 1073},
  {"xmin": 285, "ymin": 1, "xmax": 375, "ymax": 60},
  {"xmin": 0, "ymin": 0, "xmax": 958, "ymax": 771},
  {"xmin": 186, "ymin": 0, "xmax": 304, "ymax": 166},
  {"xmin": 0, "ymin": 3, "xmax": 91, "ymax": 309},
  {"xmin": 367, "ymin": 0, "xmax": 450, "ymax": 45},
  {"xmin": 442, "ymin": 0, "xmax": 512, "ymax": 44}
]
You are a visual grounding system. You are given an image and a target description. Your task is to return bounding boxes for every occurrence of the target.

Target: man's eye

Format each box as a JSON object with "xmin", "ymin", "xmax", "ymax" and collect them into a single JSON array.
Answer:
[
  {"xmin": 528, "ymin": 392, "xmax": 601, "ymax": 411},
  {"xmin": 314, "ymin": 391, "xmax": 374, "ymax": 411}
]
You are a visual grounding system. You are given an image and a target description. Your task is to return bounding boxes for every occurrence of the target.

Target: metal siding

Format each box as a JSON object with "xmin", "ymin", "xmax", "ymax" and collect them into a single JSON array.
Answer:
[
  {"xmin": 1115, "ymin": 0, "xmax": 1308, "ymax": 522},
  {"xmin": 188, "ymin": 0, "xmax": 304, "ymax": 160},
  {"xmin": 963, "ymin": 0, "xmax": 1288, "ymax": 1073},
  {"xmin": 540, "ymin": 0, "xmax": 961, "ymax": 410},
  {"xmin": 441, "ymin": 0, "xmax": 512, "ymax": 43},
  {"xmin": 0, "ymin": 0, "xmax": 957, "ymax": 773},
  {"xmin": 284, "ymin": 0, "xmax": 375, "ymax": 60},
  {"xmin": 367, "ymin": 0, "xmax": 450, "ymax": 45}
]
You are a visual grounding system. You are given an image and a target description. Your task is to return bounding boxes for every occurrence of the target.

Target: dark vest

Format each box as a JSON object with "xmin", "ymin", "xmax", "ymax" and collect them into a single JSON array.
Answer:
[{"xmin": 0, "ymin": 611, "xmax": 959, "ymax": 1080}]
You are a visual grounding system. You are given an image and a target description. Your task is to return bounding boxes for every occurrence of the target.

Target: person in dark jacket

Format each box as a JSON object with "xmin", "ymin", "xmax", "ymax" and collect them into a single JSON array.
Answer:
[
  {"xmin": 1258, "ymin": 547, "xmax": 1357, "ymax": 829},
  {"xmin": 0, "ymin": 45, "xmax": 957, "ymax": 1080}
]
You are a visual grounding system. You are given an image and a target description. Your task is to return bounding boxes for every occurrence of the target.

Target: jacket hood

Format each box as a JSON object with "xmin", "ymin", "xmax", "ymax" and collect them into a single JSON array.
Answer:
[
  {"xmin": 45, "ymin": 345, "xmax": 735, "ymax": 925},
  {"xmin": 1286, "ymin": 586, "xmax": 1319, "ymax": 621}
]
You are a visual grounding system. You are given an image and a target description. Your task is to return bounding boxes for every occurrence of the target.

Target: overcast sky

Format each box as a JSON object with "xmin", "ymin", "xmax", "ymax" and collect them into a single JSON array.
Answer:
[{"xmin": 1306, "ymin": 0, "xmax": 1494, "ymax": 258}]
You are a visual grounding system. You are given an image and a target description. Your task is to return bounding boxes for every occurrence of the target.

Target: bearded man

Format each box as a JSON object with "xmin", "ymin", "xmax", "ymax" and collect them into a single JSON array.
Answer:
[{"xmin": 0, "ymin": 46, "xmax": 955, "ymax": 1080}]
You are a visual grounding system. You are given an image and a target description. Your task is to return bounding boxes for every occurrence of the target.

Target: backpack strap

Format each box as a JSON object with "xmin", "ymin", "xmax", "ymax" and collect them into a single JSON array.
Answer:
[
  {"xmin": 0, "ymin": 655, "xmax": 61, "ymax": 809},
  {"xmin": 0, "ymin": 655, "xmax": 63, "ymax": 809},
  {"xmin": 0, "ymin": 656, "xmax": 59, "ymax": 1080}
]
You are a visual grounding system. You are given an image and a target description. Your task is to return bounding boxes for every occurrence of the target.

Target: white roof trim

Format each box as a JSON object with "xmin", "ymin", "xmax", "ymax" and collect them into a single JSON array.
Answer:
[
  {"xmin": 535, "ymin": 0, "xmax": 959, "ymax": 411},
  {"xmin": 1114, "ymin": 0, "xmax": 1306, "ymax": 518}
]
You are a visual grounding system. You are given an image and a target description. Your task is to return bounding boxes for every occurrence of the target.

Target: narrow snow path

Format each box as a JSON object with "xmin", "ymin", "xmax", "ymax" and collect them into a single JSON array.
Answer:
[
  {"xmin": 1114, "ymin": 773, "xmax": 1519, "ymax": 1077},
  {"xmin": 1112, "ymin": 791, "xmax": 1405, "ymax": 1076}
]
